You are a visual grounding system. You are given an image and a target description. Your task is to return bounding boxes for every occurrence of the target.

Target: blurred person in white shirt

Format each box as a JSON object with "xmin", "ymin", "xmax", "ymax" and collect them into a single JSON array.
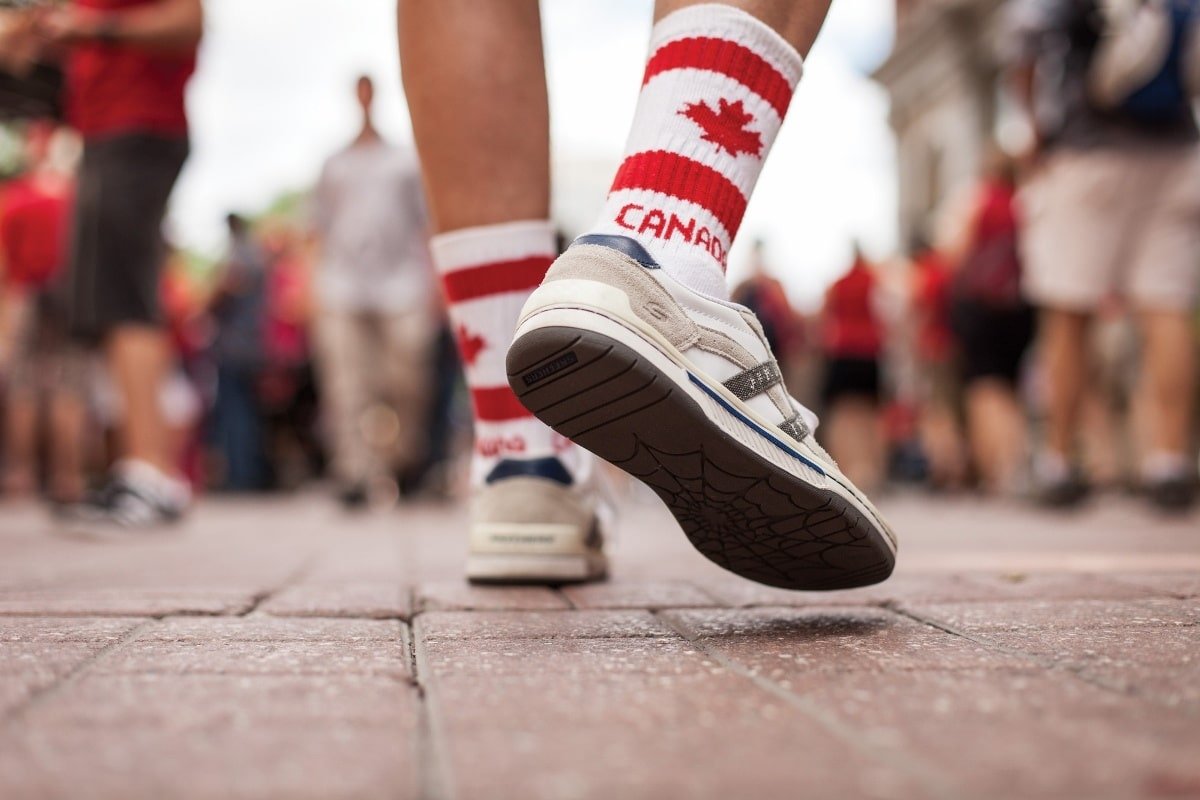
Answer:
[{"xmin": 311, "ymin": 74, "xmax": 435, "ymax": 509}]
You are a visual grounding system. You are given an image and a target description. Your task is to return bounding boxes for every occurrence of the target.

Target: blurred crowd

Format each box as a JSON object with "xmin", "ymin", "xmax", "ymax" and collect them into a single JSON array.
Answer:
[
  {"xmin": 0, "ymin": 72, "xmax": 465, "ymax": 511},
  {"xmin": 0, "ymin": 0, "xmax": 1197, "ymax": 521}
]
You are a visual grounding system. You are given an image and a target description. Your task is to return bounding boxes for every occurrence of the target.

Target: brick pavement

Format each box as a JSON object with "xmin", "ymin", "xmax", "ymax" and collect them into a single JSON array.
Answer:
[{"xmin": 0, "ymin": 490, "xmax": 1197, "ymax": 799}]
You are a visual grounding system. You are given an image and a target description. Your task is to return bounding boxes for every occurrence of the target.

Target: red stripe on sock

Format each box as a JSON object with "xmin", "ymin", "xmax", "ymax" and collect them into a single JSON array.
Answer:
[
  {"xmin": 471, "ymin": 386, "xmax": 533, "ymax": 422},
  {"xmin": 643, "ymin": 37, "xmax": 794, "ymax": 118},
  {"xmin": 441, "ymin": 256, "xmax": 553, "ymax": 304},
  {"xmin": 610, "ymin": 150, "xmax": 747, "ymax": 239}
]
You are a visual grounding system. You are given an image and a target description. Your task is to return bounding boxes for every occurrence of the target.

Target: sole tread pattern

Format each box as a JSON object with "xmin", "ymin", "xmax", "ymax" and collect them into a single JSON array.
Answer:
[{"xmin": 509, "ymin": 326, "xmax": 894, "ymax": 591}]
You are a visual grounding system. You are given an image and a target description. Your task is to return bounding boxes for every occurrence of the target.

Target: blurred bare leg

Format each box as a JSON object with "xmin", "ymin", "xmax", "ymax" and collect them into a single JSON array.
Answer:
[
  {"xmin": 1039, "ymin": 309, "xmax": 1090, "ymax": 463},
  {"xmin": 398, "ymin": 0, "xmax": 548, "ymax": 233},
  {"xmin": 1078, "ymin": 389, "xmax": 1123, "ymax": 486},
  {"xmin": 825, "ymin": 398, "xmax": 884, "ymax": 494},
  {"xmin": 49, "ymin": 390, "xmax": 86, "ymax": 502},
  {"xmin": 965, "ymin": 379, "xmax": 1027, "ymax": 495},
  {"xmin": 3, "ymin": 389, "xmax": 37, "ymax": 495},
  {"xmin": 107, "ymin": 324, "xmax": 170, "ymax": 471},
  {"xmin": 1138, "ymin": 309, "xmax": 1196, "ymax": 465},
  {"xmin": 920, "ymin": 398, "xmax": 966, "ymax": 490}
]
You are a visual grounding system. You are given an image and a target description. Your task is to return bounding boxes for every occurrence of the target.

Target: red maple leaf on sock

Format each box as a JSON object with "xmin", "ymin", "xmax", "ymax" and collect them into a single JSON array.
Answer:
[
  {"xmin": 456, "ymin": 324, "xmax": 487, "ymax": 366},
  {"xmin": 679, "ymin": 98, "xmax": 763, "ymax": 158}
]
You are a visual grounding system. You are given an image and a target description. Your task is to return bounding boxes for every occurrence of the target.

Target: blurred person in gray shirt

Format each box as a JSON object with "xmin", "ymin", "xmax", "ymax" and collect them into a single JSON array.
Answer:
[
  {"xmin": 311, "ymin": 74, "xmax": 434, "ymax": 509},
  {"xmin": 1008, "ymin": 0, "xmax": 1200, "ymax": 511}
]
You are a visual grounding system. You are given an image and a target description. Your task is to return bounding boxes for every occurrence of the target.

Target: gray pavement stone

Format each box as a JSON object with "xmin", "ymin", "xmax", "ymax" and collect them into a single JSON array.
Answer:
[
  {"xmin": 770, "ymin": 668, "xmax": 1200, "ymax": 798},
  {"xmin": 259, "ymin": 581, "xmax": 411, "ymax": 619},
  {"xmin": 0, "ymin": 588, "xmax": 258, "ymax": 617},
  {"xmin": 904, "ymin": 597, "xmax": 1200, "ymax": 633},
  {"xmin": 963, "ymin": 571, "xmax": 1160, "ymax": 600},
  {"xmin": 1109, "ymin": 572, "xmax": 1200, "ymax": 599},
  {"xmin": 417, "ymin": 610, "xmax": 676, "ymax": 641},
  {"xmin": 0, "ymin": 618, "xmax": 143, "ymax": 716},
  {"xmin": 145, "ymin": 616, "xmax": 402, "ymax": 641},
  {"xmin": 560, "ymin": 580, "xmax": 721, "ymax": 609},
  {"xmin": 0, "ymin": 674, "xmax": 420, "ymax": 800},
  {"xmin": 1085, "ymin": 663, "xmax": 1200, "ymax": 710},
  {"xmin": 663, "ymin": 606, "xmax": 1039, "ymax": 673},
  {"xmin": 2, "ymin": 494, "xmax": 1199, "ymax": 799},
  {"xmin": 976, "ymin": 624, "xmax": 1200, "ymax": 668},
  {"xmin": 422, "ymin": 635, "xmax": 933, "ymax": 800},
  {"xmin": 415, "ymin": 581, "xmax": 569, "ymax": 612},
  {"xmin": 703, "ymin": 572, "xmax": 1015, "ymax": 608},
  {"xmin": 95, "ymin": 618, "xmax": 410, "ymax": 678}
]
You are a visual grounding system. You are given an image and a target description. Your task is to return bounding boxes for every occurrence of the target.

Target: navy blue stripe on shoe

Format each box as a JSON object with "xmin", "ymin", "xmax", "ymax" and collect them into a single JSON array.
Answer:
[
  {"xmin": 485, "ymin": 457, "xmax": 574, "ymax": 486},
  {"xmin": 572, "ymin": 234, "xmax": 659, "ymax": 269},
  {"xmin": 686, "ymin": 373, "xmax": 826, "ymax": 477}
]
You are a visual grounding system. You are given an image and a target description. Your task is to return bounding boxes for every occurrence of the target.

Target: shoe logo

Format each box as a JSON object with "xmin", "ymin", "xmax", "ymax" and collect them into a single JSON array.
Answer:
[
  {"xmin": 644, "ymin": 301, "xmax": 670, "ymax": 321},
  {"xmin": 522, "ymin": 351, "xmax": 578, "ymax": 386},
  {"xmin": 679, "ymin": 98, "xmax": 763, "ymax": 158}
]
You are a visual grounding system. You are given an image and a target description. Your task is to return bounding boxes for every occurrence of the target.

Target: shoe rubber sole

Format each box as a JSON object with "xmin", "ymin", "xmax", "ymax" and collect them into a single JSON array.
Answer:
[{"xmin": 508, "ymin": 308, "xmax": 896, "ymax": 591}]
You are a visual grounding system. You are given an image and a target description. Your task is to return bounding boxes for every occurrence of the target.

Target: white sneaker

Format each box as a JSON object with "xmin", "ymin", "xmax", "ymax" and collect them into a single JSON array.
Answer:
[
  {"xmin": 466, "ymin": 453, "xmax": 610, "ymax": 584},
  {"xmin": 506, "ymin": 234, "xmax": 896, "ymax": 590}
]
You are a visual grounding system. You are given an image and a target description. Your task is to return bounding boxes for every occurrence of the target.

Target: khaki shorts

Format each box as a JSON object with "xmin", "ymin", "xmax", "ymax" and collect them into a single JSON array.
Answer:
[{"xmin": 1021, "ymin": 145, "xmax": 1200, "ymax": 312}]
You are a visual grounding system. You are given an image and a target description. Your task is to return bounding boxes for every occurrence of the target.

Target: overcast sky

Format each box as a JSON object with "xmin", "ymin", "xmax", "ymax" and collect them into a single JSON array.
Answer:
[{"xmin": 173, "ymin": 0, "xmax": 897, "ymax": 309}]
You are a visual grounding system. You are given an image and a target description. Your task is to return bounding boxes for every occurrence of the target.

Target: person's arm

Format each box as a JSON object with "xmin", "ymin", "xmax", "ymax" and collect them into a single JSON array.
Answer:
[
  {"xmin": 1011, "ymin": 60, "xmax": 1039, "ymax": 156},
  {"xmin": 41, "ymin": 0, "xmax": 203, "ymax": 52},
  {"xmin": 1003, "ymin": 0, "xmax": 1068, "ymax": 164}
]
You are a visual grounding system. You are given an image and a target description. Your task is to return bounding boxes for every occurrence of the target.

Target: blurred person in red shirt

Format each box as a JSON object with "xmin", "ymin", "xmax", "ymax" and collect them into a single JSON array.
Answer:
[
  {"xmin": 732, "ymin": 239, "xmax": 803, "ymax": 365},
  {"xmin": 944, "ymin": 152, "xmax": 1035, "ymax": 496},
  {"xmin": 819, "ymin": 246, "xmax": 886, "ymax": 493},
  {"xmin": 907, "ymin": 235, "xmax": 966, "ymax": 490},
  {"xmin": 0, "ymin": 120, "xmax": 87, "ymax": 503},
  {"xmin": 37, "ymin": 0, "xmax": 202, "ymax": 529}
]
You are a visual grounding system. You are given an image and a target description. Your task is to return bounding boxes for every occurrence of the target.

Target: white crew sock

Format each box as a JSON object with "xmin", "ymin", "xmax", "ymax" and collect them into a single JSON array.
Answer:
[
  {"xmin": 430, "ymin": 220, "xmax": 579, "ymax": 486},
  {"xmin": 587, "ymin": 4, "xmax": 803, "ymax": 300}
]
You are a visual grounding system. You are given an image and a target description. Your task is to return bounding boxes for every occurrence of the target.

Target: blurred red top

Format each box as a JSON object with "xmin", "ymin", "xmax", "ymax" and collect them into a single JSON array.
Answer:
[
  {"xmin": 66, "ymin": 0, "xmax": 196, "ymax": 139},
  {"xmin": 972, "ymin": 179, "xmax": 1019, "ymax": 243},
  {"xmin": 911, "ymin": 250, "xmax": 954, "ymax": 364},
  {"xmin": 822, "ymin": 257, "xmax": 882, "ymax": 359},
  {"xmin": 0, "ymin": 176, "xmax": 73, "ymax": 289},
  {"xmin": 264, "ymin": 254, "xmax": 311, "ymax": 366}
]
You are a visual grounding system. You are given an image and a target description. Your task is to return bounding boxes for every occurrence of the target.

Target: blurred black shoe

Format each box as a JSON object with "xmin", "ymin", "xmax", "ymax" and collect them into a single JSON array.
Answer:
[
  {"xmin": 56, "ymin": 461, "xmax": 189, "ymax": 535},
  {"xmin": 1144, "ymin": 475, "xmax": 1198, "ymax": 514},
  {"xmin": 1034, "ymin": 473, "xmax": 1090, "ymax": 509},
  {"xmin": 337, "ymin": 482, "xmax": 369, "ymax": 511}
]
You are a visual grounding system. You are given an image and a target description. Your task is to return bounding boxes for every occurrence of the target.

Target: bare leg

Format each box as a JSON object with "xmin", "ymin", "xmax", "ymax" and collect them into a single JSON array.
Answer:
[
  {"xmin": 107, "ymin": 324, "xmax": 170, "ymax": 471},
  {"xmin": 1138, "ymin": 309, "xmax": 1196, "ymax": 462},
  {"xmin": 3, "ymin": 389, "xmax": 37, "ymax": 495},
  {"xmin": 49, "ymin": 390, "xmax": 86, "ymax": 502},
  {"xmin": 654, "ymin": 0, "xmax": 832, "ymax": 55},
  {"xmin": 399, "ymin": 0, "xmax": 548, "ymax": 233},
  {"xmin": 400, "ymin": 0, "xmax": 834, "ymax": 234},
  {"xmin": 1039, "ymin": 309, "xmax": 1090, "ymax": 463},
  {"xmin": 965, "ymin": 379, "xmax": 1027, "ymax": 494},
  {"xmin": 921, "ymin": 409, "xmax": 966, "ymax": 490},
  {"xmin": 825, "ymin": 398, "xmax": 884, "ymax": 494}
]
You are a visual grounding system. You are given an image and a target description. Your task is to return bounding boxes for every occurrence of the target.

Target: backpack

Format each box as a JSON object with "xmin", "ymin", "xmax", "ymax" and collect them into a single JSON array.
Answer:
[{"xmin": 1088, "ymin": 0, "xmax": 1200, "ymax": 121}]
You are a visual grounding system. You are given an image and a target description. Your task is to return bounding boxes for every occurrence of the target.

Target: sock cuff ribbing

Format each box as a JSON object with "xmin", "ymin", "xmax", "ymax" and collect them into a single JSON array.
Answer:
[{"xmin": 430, "ymin": 220, "xmax": 557, "ymax": 274}]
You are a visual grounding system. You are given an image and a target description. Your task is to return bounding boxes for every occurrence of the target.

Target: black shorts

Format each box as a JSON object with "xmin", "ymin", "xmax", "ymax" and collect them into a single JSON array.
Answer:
[
  {"xmin": 951, "ymin": 299, "xmax": 1035, "ymax": 386},
  {"xmin": 822, "ymin": 357, "xmax": 881, "ymax": 405},
  {"xmin": 66, "ymin": 133, "xmax": 189, "ymax": 341}
]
